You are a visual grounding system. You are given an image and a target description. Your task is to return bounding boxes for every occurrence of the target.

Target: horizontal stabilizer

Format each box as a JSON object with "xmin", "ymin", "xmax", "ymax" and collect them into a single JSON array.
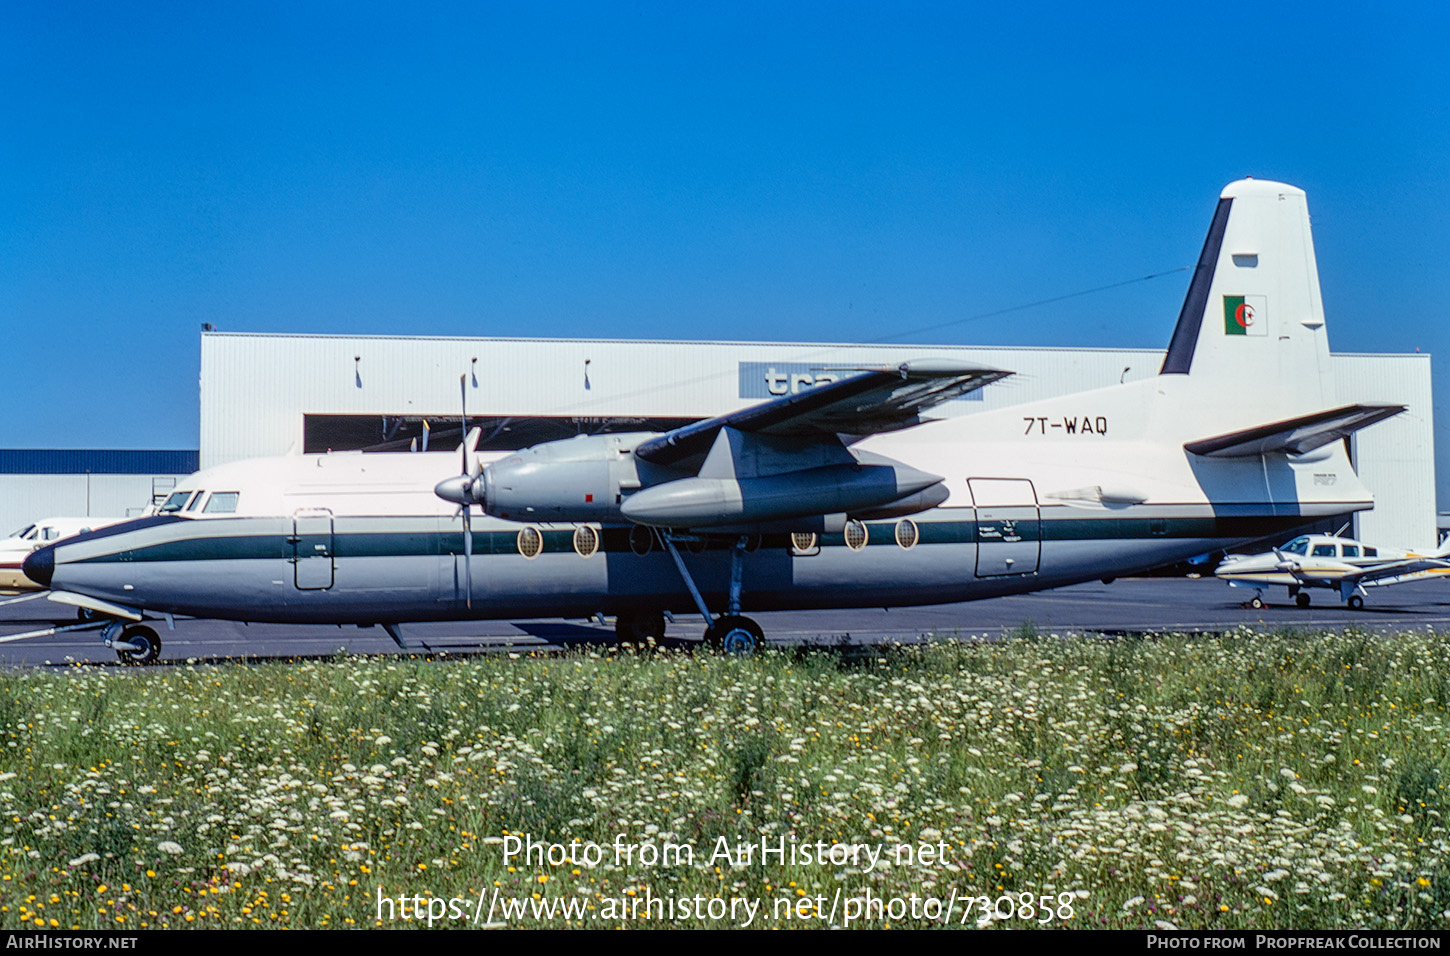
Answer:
[{"xmin": 1184, "ymin": 404, "xmax": 1404, "ymax": 459}]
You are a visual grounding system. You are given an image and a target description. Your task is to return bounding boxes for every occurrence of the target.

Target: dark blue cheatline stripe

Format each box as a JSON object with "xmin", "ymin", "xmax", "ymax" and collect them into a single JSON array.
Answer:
[
  {"xmin": 1160, "ymin": 197, "xmax": 1232, "ymax": 376},
  {"xmin": 0, "ymin": 449, "xmax": 199, "ymax": 475},
  {"xmin": 69, "ymin": 511, "xmax": 1332, "ymax": 564}
]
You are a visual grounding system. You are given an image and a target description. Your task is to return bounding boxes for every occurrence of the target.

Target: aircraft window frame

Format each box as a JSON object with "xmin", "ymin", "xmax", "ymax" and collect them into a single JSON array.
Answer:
[
  {"xmin": 572, "ymin": 525, "xmax": 599, "ymax": 558},
  {"xmin": 184, "ymin": 491, "xmax": 208, "ymax": 513},
  {"xmin": 1342, "ymin": 544, "xmax": 1360, "ymax": 558},
  {"xmin": 894, "ymin": 519, "xmax": 919, "ymax": 550},
  {"xmin": 517, "ymin": 526, "xmax": 543, "ymax": 560},
  {"xmin": 1311, "ymin": 544, "xmax": 1336, "ymax": 557},
  {"xmin": 790, "ymin": 532, "xmax": 819, "ymax": 556},
  {"xmin": 203, "ymin": 492, "xmax": 241, "ymax": 514},
  {"xmin": 628, "ymin": 524, "xmax": 653, "ymax": 556},
  {"xmin": 844, "ymin": 519, "xmax": 869, "ymax": 552},
  {"xmin": 159, "ymin": 491, "xmax": 194, "ymax": 513},
  {"xmin": 1281, "ymin": 537, "xmax": 1310, "ymax": 556}
]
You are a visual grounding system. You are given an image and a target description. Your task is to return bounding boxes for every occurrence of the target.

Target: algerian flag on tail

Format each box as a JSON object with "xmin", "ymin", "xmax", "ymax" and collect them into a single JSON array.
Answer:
[{"xmin": 1223, "ymin": 295, "xmax": 1267, "ymax": 336}]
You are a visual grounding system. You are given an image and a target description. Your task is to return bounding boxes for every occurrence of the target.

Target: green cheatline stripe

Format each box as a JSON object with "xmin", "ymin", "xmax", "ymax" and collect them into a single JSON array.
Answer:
[{"xmin": 72, "ymin": 513, "xmax": 1322, "ymax": 564}]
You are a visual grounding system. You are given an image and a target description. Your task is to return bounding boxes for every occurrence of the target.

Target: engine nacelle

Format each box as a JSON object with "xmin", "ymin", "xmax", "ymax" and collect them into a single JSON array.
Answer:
[
  {"xmin": 480, "ymin": 432, "xmax": 654, "ymax": 522},
  {"xmin": 619, "ymin": 461, "xmax": 942, "ymax": 528}
]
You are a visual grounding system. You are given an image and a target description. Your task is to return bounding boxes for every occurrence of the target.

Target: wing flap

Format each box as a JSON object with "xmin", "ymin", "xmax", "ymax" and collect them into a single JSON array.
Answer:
[{"xmin": 1185, "ymin": 404, "xmax": 1404, "ymax": 458}]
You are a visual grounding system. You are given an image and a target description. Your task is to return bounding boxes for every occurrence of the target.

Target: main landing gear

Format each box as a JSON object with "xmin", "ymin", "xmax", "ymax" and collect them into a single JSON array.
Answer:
[{"xmin": 659, "ymin": 532, "xmax": 763, "ymax": 655}]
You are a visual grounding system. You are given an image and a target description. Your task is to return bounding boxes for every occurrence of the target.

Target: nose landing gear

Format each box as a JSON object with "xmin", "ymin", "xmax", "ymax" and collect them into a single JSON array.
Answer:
[{"xmin": 102, "ymin": 621, "xmax": 163, "ymax": 665}]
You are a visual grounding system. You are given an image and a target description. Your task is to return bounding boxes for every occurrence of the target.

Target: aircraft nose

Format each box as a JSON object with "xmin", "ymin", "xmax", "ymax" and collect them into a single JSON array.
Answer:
[{"xmin": 22, "ymin": 545, "xmax": 54, "ymax": 589}]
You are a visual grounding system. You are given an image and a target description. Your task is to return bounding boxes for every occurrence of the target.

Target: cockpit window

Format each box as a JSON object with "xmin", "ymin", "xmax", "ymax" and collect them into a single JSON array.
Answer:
[
  {"xmin": 203, "ymin": 492, "xmax": 240, "ymax": 514},
  {"xmin": 1282, "ymin": 537, "xmax": 1310, "ymax": 556},
  {"xmin": 160, "ymin": 491, "xmax": 194, "ymax": 513},
  {"xmin": 184, "ymin": 491, "xmax": 207, "ymax": 512},
  {"xmin": 41, "ymin": 527, "xmax": 61, "ymax": 541},
  {"xmin": 8, "ymin": 525, "xmax": 36, "ymax": 540}
]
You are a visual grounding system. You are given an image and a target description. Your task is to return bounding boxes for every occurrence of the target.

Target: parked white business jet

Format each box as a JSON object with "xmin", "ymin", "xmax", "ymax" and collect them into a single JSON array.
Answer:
[
  {"xmin": 20, "ymin": 179, "xmax": 1407, "ymax": 663},
  {"xmin": 1215, "ymin": 533, "xmax": 1450, "ymax": 609},
  {"xmin": 0, "ymin": 517, "xmax": 124, "ymax": 592}
]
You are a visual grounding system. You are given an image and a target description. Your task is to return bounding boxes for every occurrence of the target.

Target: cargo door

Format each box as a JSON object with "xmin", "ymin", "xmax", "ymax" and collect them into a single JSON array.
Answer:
[
  {"xmin": 292, "ymin": 510, "xmax": 335, "ymax": 590},
  {"xmin": 968, "ymin": 478, "xmax": 1040, "ymax": 577}
]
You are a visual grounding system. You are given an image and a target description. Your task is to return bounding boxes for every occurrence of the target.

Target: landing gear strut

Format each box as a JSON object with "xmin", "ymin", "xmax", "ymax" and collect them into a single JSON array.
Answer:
[{"xmin": 660, "ymin": 531, "xmax": 763, "ymax": 655}]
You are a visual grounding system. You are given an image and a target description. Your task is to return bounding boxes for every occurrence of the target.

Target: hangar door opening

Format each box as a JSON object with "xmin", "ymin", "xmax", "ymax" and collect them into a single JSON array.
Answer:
[{"xmin": 968, "ymin": 478, "xmax": 1040, "ymax": 577}]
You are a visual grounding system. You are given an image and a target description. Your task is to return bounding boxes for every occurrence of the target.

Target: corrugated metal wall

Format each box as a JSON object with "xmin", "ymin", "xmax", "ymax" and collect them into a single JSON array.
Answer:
[
  {"xmin": 0, "ymin": 475, "xmax": 181, "ymax": 540},
  {"xmin": 199, "ymin": 333, "xmax": 1437, "ymax": 550}
]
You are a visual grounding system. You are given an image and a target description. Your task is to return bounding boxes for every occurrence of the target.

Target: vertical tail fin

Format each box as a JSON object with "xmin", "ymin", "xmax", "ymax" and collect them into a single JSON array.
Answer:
[{"xmin": 1159, "ymin": 179, "xmax": 1333, "ymax": 419}]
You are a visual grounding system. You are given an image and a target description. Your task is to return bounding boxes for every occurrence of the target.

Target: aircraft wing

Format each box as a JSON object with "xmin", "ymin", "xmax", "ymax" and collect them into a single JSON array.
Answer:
[
  {"xmin": 634, "ymin": 360, "xmax": 1011, "ymax": 469},
  {"xmin": 1185, "ymin": 404, "xmax": 1404, "ymax": 458},
  {"xmin": 1344, "ymin": 558, "xmax": 1450, "ymax": 589}
]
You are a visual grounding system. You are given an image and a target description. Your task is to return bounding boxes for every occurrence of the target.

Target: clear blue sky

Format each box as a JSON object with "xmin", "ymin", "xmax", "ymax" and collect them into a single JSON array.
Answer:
[{"xmin": 3, "ymin": 3, "xmax": 1447, "ymax": 497}]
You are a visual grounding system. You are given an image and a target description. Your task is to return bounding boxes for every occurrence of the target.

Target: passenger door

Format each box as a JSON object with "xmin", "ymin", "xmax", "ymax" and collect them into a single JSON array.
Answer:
[
  {"xmin": 968, "ymin": 478, "xmax": 1041, "ymax": 577},
  {"xmin": 292, "ymin": 509, "xmax": 335, "ymax": 590}
]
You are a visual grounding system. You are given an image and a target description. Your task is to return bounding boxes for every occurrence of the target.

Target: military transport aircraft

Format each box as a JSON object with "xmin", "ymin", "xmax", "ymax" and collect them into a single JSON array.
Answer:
[
  {"xmin": 1215, "ymin": 533, "xmax": 1450, "ymax": 610},
  {"xmin": 18, "ymin": 178, "xmax": 1407, "ymax": 663}
]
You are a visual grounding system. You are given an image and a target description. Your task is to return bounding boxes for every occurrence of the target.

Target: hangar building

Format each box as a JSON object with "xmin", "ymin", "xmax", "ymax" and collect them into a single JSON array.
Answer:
[
  {"xmin": 0, "ymin": 450, "xmax": 199, "ymax": 543},
  {"xmin": 198, "ymin": 332, "xmax": 1437, "ymax": 550}
]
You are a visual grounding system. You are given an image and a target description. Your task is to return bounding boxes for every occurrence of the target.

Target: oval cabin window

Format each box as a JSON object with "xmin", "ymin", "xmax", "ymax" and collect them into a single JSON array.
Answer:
[
  {"xmin": 790, "ymin": 531, "xmax": 818, "ymax": 554},
  {"xmin": 573, "ymin": 525, "xmax": 599, "ymax": 558},
  {"xmin": 517, "ymin": 526, "xmax": 543, "ymax": 559},
  {"xmin": 844, "ymin": 519, "xmax": 869, "ymax": 552},
  {"xmin": 894, "ymin": 519, "xmax": 919, "ymax": 550}
]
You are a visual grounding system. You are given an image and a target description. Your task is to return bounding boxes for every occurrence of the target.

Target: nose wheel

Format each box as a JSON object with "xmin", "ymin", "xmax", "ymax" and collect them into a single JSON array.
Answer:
[{"xmin": 103, "ymin": 622, "xmax": 163, "ymax": 665}]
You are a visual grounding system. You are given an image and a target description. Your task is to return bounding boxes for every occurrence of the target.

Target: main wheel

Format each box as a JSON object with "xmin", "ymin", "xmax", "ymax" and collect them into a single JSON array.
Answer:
[
  {"xmin": 615, "ymin": 610, "xmax": 666, "ymax": 645},
  {"xmin": 705, "ymin": 615, "xmax": 763, "ymax": 655},
  {"xmin": 1295, "ymin": 592, "xmax": 1311, "ymax": 608},
  {"xmin": 1347, "ymin": 594, "xmax": 1364, "ymax": 610},
  {"xmin": 117, "ymin": 624, "xmax": 161, "ymax": 665},
  {"xmin": 1249, "ymin": 595, "xmax": 1265, "ymax": 609}
]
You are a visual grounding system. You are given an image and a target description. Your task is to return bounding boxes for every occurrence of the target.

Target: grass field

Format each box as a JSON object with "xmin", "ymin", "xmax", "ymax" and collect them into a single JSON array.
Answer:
[{"xmin": 1, "ymin": 626, "xmax": 1448, "ymax": 929}]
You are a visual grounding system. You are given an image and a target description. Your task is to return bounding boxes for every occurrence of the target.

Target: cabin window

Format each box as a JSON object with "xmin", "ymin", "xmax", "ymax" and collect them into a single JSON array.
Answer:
[
  {"xmin": 159, "ymin": 491, "xmax": 193, "ymax": 513},
  {"xmin": 894, "ymin": 519, "xmax": 919, "ymax": 550},
  {"xmin": 1312, "ymin": 544, "xmax": 1336, "ymax": 557},
  {"xmin": 1282, "ymin": 537, "xmax": 1310, "ymax": 556},
  {"xmin": 203, "ymin": 492, "xmax": 240, "ymax": 514},
  {"xmin": 790, "ymin": 531, "xmax": 819, "ymax": 556},
  {"xmin": 844, "ymin": 519, "xmax": 869, "ymax": 552},
  {"xmin": 628, "ymin": 524, "xmax": 653, "ymax": 555},
  {"xmin": 517, "ymin": 526, "xmax": 543, "ymax": 559},
  {"xmin": 1342, "ymin": 544, "xmax": 1360, "ymax": 558},
  {"xmin": 573, "ymin": 525, "xmax": 599, "ymax": 558},
  {"xmin": 1365, "ymin": 546, "xmax": 1378, "ymax": 557}
]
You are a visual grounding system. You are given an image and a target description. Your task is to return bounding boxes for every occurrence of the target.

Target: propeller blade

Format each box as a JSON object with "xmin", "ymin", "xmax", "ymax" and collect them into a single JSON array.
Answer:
[
  {"xmin": 462, "ymin": 505, "xmax": 473, "ymax": 610},
  {"xmin": 459, "ymin": 374, "xmax": 468, "ymax": 476}
]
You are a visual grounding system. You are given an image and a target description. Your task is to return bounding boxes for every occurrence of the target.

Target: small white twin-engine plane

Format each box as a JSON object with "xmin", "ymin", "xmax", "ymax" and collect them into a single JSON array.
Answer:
[
  {"xmin": 1, "ymin": 517, "xmax": 124, "ymax": 593},
  {"xmin": 1215, "ymin": 533, "xmax": 1450, "ymax": 610},
  {"xmin": 17, "ymin": 179, "xmax": 1407, "ymax": 662}
]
